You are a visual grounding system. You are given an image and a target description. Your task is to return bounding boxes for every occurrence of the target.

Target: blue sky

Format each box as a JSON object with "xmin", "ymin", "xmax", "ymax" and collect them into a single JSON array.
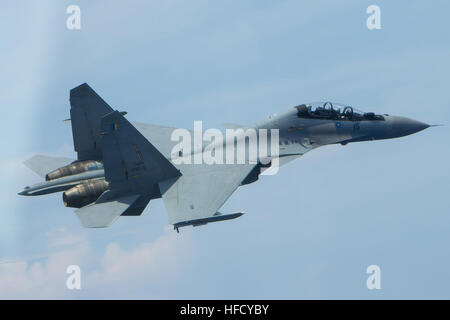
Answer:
[{"xmin": 1, "ymin": 0, "xmax": 449, "ymax": 298}]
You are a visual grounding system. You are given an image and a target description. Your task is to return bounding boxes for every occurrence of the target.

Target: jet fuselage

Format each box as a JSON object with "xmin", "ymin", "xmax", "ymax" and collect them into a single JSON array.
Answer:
[{"xmin": 19, "ymin": 101, "xmax": 429, "ymax": 198}]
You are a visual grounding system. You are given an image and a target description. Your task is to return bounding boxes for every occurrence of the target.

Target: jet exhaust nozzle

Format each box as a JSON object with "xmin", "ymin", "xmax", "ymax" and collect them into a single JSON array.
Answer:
[
  {"xmin": 62, "ymin": 178, "xmax": 109, "ymax": 208},
  {"xmin": 46, "ymin": 160, "xmax": 103, "ymax": 181}
]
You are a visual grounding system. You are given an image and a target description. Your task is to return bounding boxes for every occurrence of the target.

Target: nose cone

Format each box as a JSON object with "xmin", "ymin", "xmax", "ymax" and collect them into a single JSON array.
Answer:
[{"xmin": 387, "ymin": 116, "xmax": 429, "ymax": 138}]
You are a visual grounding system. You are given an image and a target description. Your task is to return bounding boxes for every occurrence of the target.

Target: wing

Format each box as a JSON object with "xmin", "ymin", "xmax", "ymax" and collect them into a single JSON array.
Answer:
[
  {"xmin": 132, "ymin": 122, "xmax": 194, "ymax": 159},
  {"xmin": 134, "ymin": 123, "xmax": 280, "ymax": 226},
  {"xmin": 159, "ymin": 163, "xmax": 254, "ymax": 226},
  {"xmin": 69, "ymin": 83, "xmax": 114, "ymax": 161},
  {"xmin": 23, "ymin": 154, "xmax": 74, "ymax": 178},
  {"xmin": 132, "ymin": 122, "xmax": 307, "ymax": 168},
  {"xmin": 220, "ymin": 122, "xmax": 246, "ymax": 129},
  {"xmin": 75, "ymin": 194, "xmax": 140, "ymax": 228}
]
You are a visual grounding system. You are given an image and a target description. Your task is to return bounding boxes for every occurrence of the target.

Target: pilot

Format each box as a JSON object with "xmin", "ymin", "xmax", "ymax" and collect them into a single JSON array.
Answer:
[
  {"xmin": 343, "ymin": 107, "xmax": 354, "ymax": 120},
  {"xmin": 329, "ymin": 107, "xmax": 339, "ymax": 119}
]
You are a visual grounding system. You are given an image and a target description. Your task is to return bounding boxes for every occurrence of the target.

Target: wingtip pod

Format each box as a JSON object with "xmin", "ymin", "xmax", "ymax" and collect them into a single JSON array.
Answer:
[{"xmin": 173, "ymin": 212, "xmax": 244, "ymax": 232}]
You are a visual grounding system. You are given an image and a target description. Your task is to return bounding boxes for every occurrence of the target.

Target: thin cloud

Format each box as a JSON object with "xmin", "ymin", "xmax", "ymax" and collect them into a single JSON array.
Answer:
[{"xmin": 0, "ymin": 226, "xmax": 192, "ymax": 299}]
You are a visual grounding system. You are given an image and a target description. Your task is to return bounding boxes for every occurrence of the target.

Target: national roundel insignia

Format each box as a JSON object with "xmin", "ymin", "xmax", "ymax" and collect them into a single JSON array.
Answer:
[{"xmin": 335, "ymin": 121, "xmax": 342, "ymax": 128}]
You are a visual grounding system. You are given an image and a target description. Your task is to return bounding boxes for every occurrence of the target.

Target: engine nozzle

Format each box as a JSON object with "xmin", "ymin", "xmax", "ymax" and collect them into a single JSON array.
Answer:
[
  {"xmin": 46, "ymin": 160, "xmax": 103, "ymax": 181},
  {"xmin": 62, "ymin": 179, "xmax": 109, "ymax": 208}
]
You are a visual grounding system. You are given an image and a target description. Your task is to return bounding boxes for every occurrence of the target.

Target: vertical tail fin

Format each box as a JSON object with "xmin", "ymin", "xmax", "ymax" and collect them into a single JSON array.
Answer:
[
  {"xmin": 70, "ymin": 83, "xmax": 114, "ymax": 161},
  {"xmin": 100, "ymin": 110, "xmax": 181, "ymax": 190}
]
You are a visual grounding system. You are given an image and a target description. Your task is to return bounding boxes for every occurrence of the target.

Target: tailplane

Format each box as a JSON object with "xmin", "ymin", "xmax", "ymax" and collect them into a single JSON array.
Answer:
[{"xmin": 23, "ymin": 154, "xmax": 74, "ymax": 179}]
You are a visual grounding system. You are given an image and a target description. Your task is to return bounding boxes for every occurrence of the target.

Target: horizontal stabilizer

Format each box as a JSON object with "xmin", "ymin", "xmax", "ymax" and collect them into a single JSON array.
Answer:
[
  {"xmin": 75, "ymin": 194, "xmax": 140, "ymax": 228},
  {"xmin": 24, "ymin": 155, "xmax": 74, "ymax": 178}
]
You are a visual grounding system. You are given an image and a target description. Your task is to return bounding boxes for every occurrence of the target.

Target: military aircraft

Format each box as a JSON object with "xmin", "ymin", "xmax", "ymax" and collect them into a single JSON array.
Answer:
[{"xmin": 19, "ymin": 83, "xmax": 430, "ymax": 231}]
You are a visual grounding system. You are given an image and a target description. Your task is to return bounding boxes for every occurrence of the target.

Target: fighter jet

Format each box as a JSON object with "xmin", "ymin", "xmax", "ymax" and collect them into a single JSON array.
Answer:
[{"xmin": 19, "ymin": 84, "xmax": 430, "ymax": 231}]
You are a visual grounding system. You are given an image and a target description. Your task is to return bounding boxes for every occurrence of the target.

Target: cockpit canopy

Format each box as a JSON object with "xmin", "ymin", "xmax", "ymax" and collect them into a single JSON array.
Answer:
[{"xmin": 295, "ymin": 102, "xmax": 384, "ymax": 121}]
